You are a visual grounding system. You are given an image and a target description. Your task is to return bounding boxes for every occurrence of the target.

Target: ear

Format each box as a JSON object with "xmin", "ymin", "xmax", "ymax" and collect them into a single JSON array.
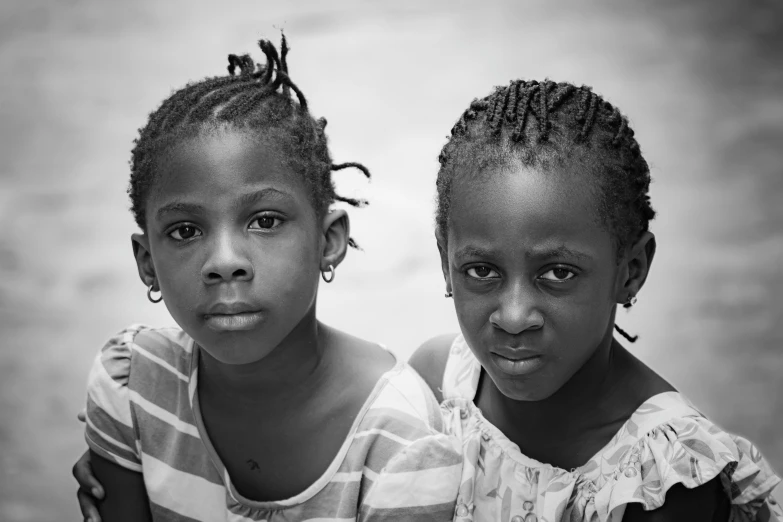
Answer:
[
  {"xmin": 616, "ymin": 231, "xmax": 656, "ymax": 304},
  {"xmin": 320, "ymin": 209, "xmax": 349, "ymax": 271},
  {"xmin": 435, "ymin": 229, "xmax": 452, "ymax": 294},
  {"xmin": 131, "ymin": 233, "xmax": 158, "ymax": 289}
]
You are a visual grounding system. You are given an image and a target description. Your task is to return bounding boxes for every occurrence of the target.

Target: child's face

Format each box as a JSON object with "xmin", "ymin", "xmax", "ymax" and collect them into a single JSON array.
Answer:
[
  {"xmin": 133, "ymin": 129, "xmax": 333, "ymax": 364},
  {"xmin": 441, "ymin": 164, "xmax": 623, "ymax": 401}
]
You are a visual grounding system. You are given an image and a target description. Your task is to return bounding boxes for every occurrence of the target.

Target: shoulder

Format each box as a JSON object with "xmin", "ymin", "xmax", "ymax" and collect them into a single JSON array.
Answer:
[
  {"xmin": 367, "ymin": 361, "xmax": 447, "ymax": 433},
  {"xmin": 84, "ymin": 324, "xmax": 192, "ymax": 472},
  {"xmin": 88, "ymin": 324, "xmax": 151, "ymax": 387},
  {"xmin": 85, "ymin": 325, "xmax": 156, "ymax": 471},
  {"xmin": 85, "ymin": 323, "xmax": 192, "ymax": 420},
  {"xmin": 88, "ymin": 324, "xmax": 190, "ymax": 388},
  {"xmin": 350, "ymin": 361, "xmax": 463, "ymax": 515},
  {"xmin": 591, "ymin": 396, "xmax": 782, "ymax": 520},
  {"xmin": 361, "ymin": 430, "xmax": 462, "ymax": 520},
  {"xmin": 408, "ymin": 333, "xmax": 459, "ymax": 403}
]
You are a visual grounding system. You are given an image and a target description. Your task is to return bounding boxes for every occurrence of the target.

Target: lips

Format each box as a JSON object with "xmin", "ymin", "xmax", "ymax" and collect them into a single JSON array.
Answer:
[
  {"xmin": 490, "ymin": 346, "xmax": 545, "ymax": 377},
  {"xmin": 491, "ymin": 345, "xmax": 541, "ymax": 361},
  {"xmin": 204, "ymin": 302, "xmax": 264, "ymax": 331},
  {"xmin": 206, "ymin": 302, "xmax": 260, "ymax": 315}
]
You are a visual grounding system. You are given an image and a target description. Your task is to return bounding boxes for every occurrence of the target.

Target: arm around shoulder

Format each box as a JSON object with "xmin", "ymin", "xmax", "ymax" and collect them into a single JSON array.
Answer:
[
  {"xmin": 84, "ymin": 327, "xmax": 152, "ymax": 521},
  {"xmin": 90, "ymin": 450, "xmax": 152, "ymax": 522},
  {"xmin": 408, "ymin": 333, "xmax": 459, "ymax": 403}
]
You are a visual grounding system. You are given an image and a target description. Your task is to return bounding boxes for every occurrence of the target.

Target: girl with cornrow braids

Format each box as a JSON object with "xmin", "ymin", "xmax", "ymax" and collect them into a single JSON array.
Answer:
[
  {"xmin": 69, "ymin": 35, "xmax": 462, "ymax": 522},
  {"xmin": 411, "ymin": 79, "xmax": 781, "ymax": 521},
  {"xmin": 72, "ymin": 48, "xmax": 781, "ymax": 522}
]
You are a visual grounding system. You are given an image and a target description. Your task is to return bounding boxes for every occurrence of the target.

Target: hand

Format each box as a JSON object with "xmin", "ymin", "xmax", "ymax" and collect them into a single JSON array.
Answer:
[{"xmin": 73, "ymin": 450, "xmax": 104, "ymax": 522}]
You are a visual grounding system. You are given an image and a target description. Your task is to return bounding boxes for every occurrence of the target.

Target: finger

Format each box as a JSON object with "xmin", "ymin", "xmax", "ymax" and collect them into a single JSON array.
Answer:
[
  {"xmin": 73, "ymin": 454, "xmax": 104, "ymax": 499},
  {"xmin": 77, "ymin": 488, "xmax": 102, "ymax": 522}
]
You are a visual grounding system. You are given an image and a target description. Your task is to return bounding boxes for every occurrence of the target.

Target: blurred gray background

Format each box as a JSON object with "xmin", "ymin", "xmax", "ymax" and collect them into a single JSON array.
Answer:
[{"xmin": 1, "ymin": 0, "xmax": 782, "ymax": 519}]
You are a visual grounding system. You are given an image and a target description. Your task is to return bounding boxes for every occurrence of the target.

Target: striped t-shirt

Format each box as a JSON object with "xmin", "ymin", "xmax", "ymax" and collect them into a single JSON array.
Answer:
[{"xmin": 85, "ymin": 325, "xmax": 462, "ymax": 521}]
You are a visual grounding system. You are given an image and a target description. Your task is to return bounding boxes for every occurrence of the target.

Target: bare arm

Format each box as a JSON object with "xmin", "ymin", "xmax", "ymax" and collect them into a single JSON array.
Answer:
[
  {"xmin": 89, "ymin": 450, "xmax": 153, "ymax": 522},
  {"xmin": 408, "ymin": 333, "xmax": 458, "ymax": 403}
]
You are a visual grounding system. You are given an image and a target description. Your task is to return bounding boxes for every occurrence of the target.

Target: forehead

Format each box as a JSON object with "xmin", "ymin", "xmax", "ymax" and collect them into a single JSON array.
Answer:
[
  {"xmin": 447, "ymin": 163, "xmax": 611, "ymax": 256},
  {"xmin": 149, "ymin": 129, "xmax": 310, "ymax": 207}
]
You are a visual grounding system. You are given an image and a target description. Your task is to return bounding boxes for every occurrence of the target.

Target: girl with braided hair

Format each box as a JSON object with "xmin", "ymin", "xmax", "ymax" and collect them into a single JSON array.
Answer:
[
  {"xmin": 410, "ymin": 79, "xmax": 781, "ymax": 521},
  {"xmin": 71, "ymin": 45, "xmax": 781, "ymax": 522},
  {"xmin": 68, "ymin": 35, "xmax": 461, "ymax": 522}
]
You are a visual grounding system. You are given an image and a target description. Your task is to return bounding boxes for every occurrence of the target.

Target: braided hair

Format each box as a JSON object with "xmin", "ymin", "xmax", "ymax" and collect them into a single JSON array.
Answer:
[
  {"xmin": 129, "ymin": 35, "xmax": 369, "ymax": 247},
  {"xmin": 436, "ymin": 80, "xmax": 655, "ymax": 342}
]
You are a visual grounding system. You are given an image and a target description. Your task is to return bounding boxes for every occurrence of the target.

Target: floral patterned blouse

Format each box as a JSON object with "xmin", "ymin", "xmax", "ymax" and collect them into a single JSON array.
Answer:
[{"xmin": 441, "ymin": 335, "xmax": 782, "ymax": 522}]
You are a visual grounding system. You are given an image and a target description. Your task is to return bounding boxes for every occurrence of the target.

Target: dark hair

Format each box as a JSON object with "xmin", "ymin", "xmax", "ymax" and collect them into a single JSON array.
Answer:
[
  {"xmin": 436, "ymin": 80, "xmax": 656, "ymax": 341},
  {"xmin": 128, "ymin": 35, "xmax": 369, "ymax": 247},
  {"xmin": 436, "ymin": 79, "xmax": 655, "ymax": 254}
]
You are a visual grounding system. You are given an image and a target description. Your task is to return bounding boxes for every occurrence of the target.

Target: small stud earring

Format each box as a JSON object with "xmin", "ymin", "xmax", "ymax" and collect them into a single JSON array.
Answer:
[
  {"xmin": 626, "ymin": 295, "xmax": 637, "ymax": 306},
  {"xmin": 147, "ymin": 284, "xmax": 163, "ymax": 303},
  {"xmin": 321, "ymin": 264, "xmax": 335, "ymax": 283},
  {"xmin": 445, "ymin": 291, "xmax": 453, "ymax": 298}
]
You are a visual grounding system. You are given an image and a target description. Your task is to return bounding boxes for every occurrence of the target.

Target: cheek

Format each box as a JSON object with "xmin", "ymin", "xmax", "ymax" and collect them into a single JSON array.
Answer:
[
  {"xmin": 267, "ymin": 260, "xmax": 319, "ymax": 305},
  {"xmin": 154, "ymin": 254, "xmax": 201, "ymax": 298},
  {"xmin": 253, "ymin": 233, "xmax": 320, "ymax": 301},
  {"xmin": 150, "ymin": 260, "xmax": 202, "ymax": 330},
  {"xmin": 551, "ymin": 305, "xmax": 602, "ymax": 343},
  {"xmin": 453, "ymin": 294, "xmax": 493, "ymax": 339},
  {"xmin": 546, "ymin": 285, "xmax": 615, "ymax": 352}
]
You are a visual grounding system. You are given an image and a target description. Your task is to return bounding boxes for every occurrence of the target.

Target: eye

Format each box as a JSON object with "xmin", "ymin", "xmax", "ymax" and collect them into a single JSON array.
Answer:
[
  {"xmin": 249, "ymin": 215, "xmax": 281, "ymax": 230},
  {"xmin": 540, "ymin": 267, "xmax": 576, "ymax": 282},
  {"xmin": 168, "ymin": 224, "xmax": 201, "ymax": 241},
  {"xmin": 466, "ymin": 266, "xmax": 500, "ymax": 279}
]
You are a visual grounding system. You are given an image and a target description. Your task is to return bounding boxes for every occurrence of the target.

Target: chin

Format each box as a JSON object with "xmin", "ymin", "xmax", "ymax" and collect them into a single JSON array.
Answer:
[
  {"xmin": 201, "ymin": 343, "xmax": 275, "ymax": 365},
  {"xmin": 490, "ymin": 372, "xmax": 561, "ymax": 402},
  {"xmin": 196, "ymin": 331, "xmax": 278, "ymax": 365}
]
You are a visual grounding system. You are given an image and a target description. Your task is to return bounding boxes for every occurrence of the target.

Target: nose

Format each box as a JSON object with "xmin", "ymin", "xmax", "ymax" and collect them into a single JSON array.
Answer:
[
  {"xmin": 201, "ymin": 230, "xmax": 254, "ymax": 284},
  {"xmin": 489, "ymin": 279, "xmax": 544, "ymax": 335}
]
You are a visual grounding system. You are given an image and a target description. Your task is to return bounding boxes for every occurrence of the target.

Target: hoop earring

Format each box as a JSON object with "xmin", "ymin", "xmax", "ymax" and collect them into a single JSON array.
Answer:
[
  {"xmin": 147, "ymin": 284, "xmax": 163, "ymax": 303},
  {"xmin": 626, "ymin": 295, "xmax": 637, "ymax": 307},
  {"xmin": 445, "ymin": 291, "xmax": 453, "ymax": 298},
  {"xmin": 321, "ymin": 264, "xmax": 335, "ymax": 283}
]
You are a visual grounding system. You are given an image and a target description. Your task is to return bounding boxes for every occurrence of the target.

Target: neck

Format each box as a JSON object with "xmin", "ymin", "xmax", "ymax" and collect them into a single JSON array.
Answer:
[{"xmin": 198, "ymin": 307, "xmax": 332, "ymax": 407}]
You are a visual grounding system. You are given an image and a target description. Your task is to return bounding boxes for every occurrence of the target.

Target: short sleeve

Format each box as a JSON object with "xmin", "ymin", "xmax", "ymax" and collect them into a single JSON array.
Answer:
[
  {"xmin": 84, "ymin": 325, "xmax": 149, "ymax": 472},
  {"xmin": 360, "ymin": 433, "xmax": 463, "ymax": 521},
  {"xmin": 590, "ymin": 416, "xmax": 782, "ymax": 522}
]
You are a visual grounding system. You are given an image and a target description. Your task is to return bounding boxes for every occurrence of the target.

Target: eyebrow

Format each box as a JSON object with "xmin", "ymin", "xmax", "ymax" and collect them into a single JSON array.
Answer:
[
  {"xmin": 527, "ymin": 245, "xmax": 592, "ymax": 262},
  {"xmin": 236, "ymin": 187, "xmax": 293, "ymax": 208},
  {"xmin": 454, "ymin": 244, "xmax": 592, "ymax": 262},
  {"xmin": 454, "ymin": 246, "xmax": 498, "ymax": 260},
  {"xmin": 155, "ymin": 188, "xmax": 294, "ymax": 221}
]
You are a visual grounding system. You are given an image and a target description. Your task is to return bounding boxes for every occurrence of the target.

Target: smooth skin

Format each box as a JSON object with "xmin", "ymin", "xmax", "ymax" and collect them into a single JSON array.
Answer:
[
  {"xmin": 78, "ymin": 128, "xmax": 393, "ymax": 521},
  {"xmin": 410, "ymin": 161, "xmax": 729, "ymax": 521}
]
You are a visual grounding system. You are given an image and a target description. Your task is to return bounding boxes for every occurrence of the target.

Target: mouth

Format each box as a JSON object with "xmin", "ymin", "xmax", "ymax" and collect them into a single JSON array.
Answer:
[
  {"xmin": 490, "ymin": 347, "xmax": 544, "ymax": 377},
  {"xmin": 204, "ymin": 303, "xmax": 264, "ymax": 331}
]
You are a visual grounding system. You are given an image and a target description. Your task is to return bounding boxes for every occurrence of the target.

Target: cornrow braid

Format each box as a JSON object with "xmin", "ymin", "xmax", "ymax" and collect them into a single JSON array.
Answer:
[
  {"xmin": 579, "ymin": 91, "xmax": 599, "ymax": 140},
  {"xmin": 547, "ymin": 83, "xmax": 577, "ymax": 112},
  {"xmin": 505, "ymin": 81, "xmax": 520, "ymax": 123},
  {"xmin": 491, "ymin": 84, "xmax": 513, "ymax": 135},
  {"xmin": 128, "ymin": 34, "xmax": 370, "ymax": 248},
  {"xmin": 436, "ymin": 79, "xmax": 656, "ymax": 343},
  {"xmin": 511, "ymin": 83, "xmax": 537, "ymax": 142},
  {"xmin": 536, "ymin": 80, "xmax": 550, "ymax": 141}
]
